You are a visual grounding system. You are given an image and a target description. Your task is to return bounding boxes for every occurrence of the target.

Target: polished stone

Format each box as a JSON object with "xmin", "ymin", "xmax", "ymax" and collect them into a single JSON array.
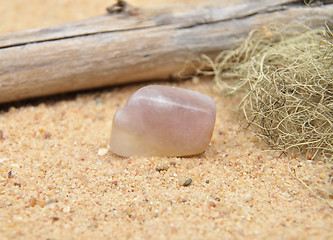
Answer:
[{"xmin": 110, "ymin": 85, "xmax": 216, "ymax": 157}]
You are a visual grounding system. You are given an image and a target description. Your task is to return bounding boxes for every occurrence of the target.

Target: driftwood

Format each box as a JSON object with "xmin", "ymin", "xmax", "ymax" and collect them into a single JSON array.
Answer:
[{"xmin": 0, "ymin": 0, "xmax": 332, "ymax": 103}]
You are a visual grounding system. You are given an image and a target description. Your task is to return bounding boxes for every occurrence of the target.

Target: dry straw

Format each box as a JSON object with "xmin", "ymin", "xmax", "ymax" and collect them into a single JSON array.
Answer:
[{"xmin": 197, "ymin": 23, "xmax": 333, "ymax": 162}]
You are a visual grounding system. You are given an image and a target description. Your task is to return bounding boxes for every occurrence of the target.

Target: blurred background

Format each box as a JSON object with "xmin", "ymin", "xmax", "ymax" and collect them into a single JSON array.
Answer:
[{"xmin": 0, "ymin": 0, "xmax": 203, "ymax": 33}]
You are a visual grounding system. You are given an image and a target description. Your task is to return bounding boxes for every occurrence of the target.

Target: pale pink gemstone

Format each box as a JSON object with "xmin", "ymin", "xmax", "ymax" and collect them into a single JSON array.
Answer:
[{"xmin": 110, "ymin": 85, "xmax": 216, "ymax": 157}]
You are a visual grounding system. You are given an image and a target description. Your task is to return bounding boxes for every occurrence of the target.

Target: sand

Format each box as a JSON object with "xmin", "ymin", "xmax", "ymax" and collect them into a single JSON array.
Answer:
[{"xmin": 0, "ymin": 1, "xmax": 332, "ymax": 239}]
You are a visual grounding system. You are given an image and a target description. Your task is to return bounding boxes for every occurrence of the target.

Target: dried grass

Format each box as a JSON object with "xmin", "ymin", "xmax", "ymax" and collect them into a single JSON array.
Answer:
[
  {"xmin": 197, "ymin": 23, "xmax": 333, "ymax": 162},
  {"xmin": 288, "ymin": 158, "xmax": 333, "ymax": 208},
  {"xmin": 196, "ymin": 23, "xmax": 333, "ymax": 206}
]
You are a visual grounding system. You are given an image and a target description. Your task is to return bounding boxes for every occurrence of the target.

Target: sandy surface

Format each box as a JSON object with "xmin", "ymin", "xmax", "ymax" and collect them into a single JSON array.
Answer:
[{"xmin": 0, "ymin": 1, "xmax": 332, "ymax": 239}]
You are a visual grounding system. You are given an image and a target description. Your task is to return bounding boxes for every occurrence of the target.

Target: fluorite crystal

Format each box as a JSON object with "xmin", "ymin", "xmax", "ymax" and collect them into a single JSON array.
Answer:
[{"xmin": 110, "ymin": 85, "xmax": 216, "ymax": 157}]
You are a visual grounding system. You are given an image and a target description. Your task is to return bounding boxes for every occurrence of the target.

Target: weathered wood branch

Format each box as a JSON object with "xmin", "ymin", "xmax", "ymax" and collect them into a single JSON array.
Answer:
[{"xmin": 0, "ymin": 0, "xmax": 332, "ymax": 103}]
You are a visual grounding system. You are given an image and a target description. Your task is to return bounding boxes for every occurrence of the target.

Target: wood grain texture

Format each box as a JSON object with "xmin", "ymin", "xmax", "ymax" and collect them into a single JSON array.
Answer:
[{"xmin": 0, "ymin": 0, "xmax": 332, "ymax": 103}]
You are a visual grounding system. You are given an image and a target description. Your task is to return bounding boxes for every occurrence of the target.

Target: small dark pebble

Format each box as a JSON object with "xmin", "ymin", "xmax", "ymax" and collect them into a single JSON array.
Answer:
[
  {"xmin": 183, "ymin": 178, "xmax": 192, "ymax": 186},
  {"xmin": 205, "ymin": 180, "xmax": 210, "ymax": 183},
  {"xmin": 13, "ymin": 182, "xmax": 21, "ymax": 187},
  {"xmin": 8, "ymin": 171, "xmax": 14, "ymax": 178},
  {"xmin": 181, "ymin": 199, "xmax": 187, "ymax": 203},
  {"xmin": 52, "ymin": 216, "xmax": 60, "ymax": 222},
  {"xmin": 215, "ymin": 197, "xmax": 221, "ymax": 202}
]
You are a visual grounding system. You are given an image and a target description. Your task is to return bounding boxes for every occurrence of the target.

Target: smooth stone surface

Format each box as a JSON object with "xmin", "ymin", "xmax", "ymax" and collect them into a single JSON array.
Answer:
[{"xmin": 110, "ymin": 85, "xmax": 216, "ymax": 157}]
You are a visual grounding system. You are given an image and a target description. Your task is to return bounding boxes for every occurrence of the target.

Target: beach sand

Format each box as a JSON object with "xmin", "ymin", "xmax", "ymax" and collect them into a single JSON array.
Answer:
[{"xmin": 0, "ymin": 1, "xmax": 332, "ymax": 239}]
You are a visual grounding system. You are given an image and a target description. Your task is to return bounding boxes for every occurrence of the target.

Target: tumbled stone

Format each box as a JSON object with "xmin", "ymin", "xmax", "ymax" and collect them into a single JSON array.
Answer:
[{"xmin": 110, "ymin": 85, "xmax": 216, "ymax": 157}]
